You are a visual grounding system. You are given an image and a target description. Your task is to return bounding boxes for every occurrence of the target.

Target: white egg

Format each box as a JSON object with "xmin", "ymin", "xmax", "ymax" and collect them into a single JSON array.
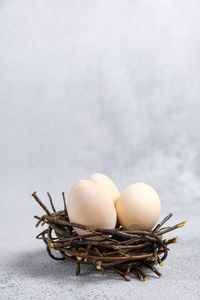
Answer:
[
  {"xmin": 67, "ymin": 179, "xmax": 117, "ymax": 237},
  {"xmin": 116, "ymin": 183, "xmax": 161, "ymax": 231},
  {"xmin": 89, "ymin": 173, "xmax": 120, "ymax": 206}
]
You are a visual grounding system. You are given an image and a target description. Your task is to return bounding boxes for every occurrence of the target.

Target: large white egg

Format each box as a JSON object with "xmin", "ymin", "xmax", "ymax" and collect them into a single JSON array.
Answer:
[
  {"xmin": 116, "ymin": 183, "xmax": 161, "ymax": 231},
  {"xmin": 67, "ymin": 179, "xmax": 117, "ymax": 237},
  {"xmin": 89, "ymin": 173, "xmax": 120, "ymax": 206}
]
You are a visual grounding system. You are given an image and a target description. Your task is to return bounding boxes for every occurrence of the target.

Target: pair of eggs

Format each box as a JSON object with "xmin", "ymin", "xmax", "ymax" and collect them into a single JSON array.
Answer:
[{"xmin": 67, "ymin": 173, "xmax": 161, "ymax": 236}]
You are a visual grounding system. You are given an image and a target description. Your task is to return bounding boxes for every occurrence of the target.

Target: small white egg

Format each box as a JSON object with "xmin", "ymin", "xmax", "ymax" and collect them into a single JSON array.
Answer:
[
  {"xmin": 67, "ymin": 179, "xmax": 117, "ymax": 237},
  {"xmin": 116, "ymin": 183, "xmax": 161, "ymax": 231},
  {"xmin": 89, "ymin": 173, "xmax": 120, "ymax": 206}
]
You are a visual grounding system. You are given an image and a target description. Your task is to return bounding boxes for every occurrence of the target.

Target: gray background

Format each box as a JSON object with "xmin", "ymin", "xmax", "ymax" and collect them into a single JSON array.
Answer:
[{"xmin": 0, "ymin": 0, "xmax": 200, "ymax": 299}]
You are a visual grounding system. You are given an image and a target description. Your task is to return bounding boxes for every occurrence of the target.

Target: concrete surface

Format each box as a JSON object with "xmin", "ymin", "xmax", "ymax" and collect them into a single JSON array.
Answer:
[{"xmin": 0, "ymin": 0, "xmax": 200, "ymax": 299}]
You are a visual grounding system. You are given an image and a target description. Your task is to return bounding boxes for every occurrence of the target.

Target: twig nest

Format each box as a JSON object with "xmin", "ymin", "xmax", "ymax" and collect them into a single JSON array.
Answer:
[
  {"xmin": 89, "ymin": 173, "xmax": 120, "ymax": 206},
  {"xmin": 32, "ymin": 192, "xmax": 185, "ymax": 281},
  {"xmin": 67, "ymin": 179, "xmax": 117, "ymax": 238},
  {"xmin": 116, "ymin": 183, "xmax": 161, "ymax": 230}
]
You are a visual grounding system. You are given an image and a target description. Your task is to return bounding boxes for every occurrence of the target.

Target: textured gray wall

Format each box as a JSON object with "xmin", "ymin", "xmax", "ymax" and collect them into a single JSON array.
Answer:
[{"xmin": 0, "ymin": 1, "xmax": 200, "ymax": 299}]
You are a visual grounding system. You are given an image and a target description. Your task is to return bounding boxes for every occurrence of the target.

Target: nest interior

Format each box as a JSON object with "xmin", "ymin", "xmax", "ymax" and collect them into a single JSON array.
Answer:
[{"xmin": 32, "ymin": 191, "xmax": 185, "ymax": 281}]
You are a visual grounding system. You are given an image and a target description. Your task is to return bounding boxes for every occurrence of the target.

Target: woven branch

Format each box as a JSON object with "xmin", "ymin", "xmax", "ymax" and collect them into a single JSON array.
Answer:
[{"xmin": 32, "ymin": 191, "xmax": 185, "ymax": 281}]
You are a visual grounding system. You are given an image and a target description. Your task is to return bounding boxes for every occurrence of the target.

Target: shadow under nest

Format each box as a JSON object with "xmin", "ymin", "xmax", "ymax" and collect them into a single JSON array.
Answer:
[{"xmin": 32, "ymin": 191, "xmax": 185, "ymax": 281}]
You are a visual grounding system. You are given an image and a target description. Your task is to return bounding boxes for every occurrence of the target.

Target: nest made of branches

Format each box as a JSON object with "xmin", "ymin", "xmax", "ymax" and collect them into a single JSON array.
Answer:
[{"xmin": 32, "ymin": 191, "xmax": 185, "ymax": 281}]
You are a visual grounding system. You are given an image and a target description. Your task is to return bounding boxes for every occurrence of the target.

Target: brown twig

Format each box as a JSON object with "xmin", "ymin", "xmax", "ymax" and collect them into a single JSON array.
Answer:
[
  {"xmin": 62, "ymin": 192, "xmax": 68, "ymax": 218},
  {"xmin": 32, "ymin": 192, "xmax": 51, "ymax": 215},
  {"xmin": 153, "ymin": 213, "xmax": 173, "ymax": 233},
  {"xmin": 47, "ymin": 192, "xmax": 56, "ymax": 213}
]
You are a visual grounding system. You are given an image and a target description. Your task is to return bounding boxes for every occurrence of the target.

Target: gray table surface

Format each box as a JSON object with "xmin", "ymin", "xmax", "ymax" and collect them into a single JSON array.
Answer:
[{"xmin": 0, "ymin": 1, "xmax": 200, "ymax": 299}]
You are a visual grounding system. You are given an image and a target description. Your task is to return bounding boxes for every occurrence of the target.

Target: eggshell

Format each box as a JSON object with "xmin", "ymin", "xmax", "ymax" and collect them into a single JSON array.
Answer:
[
  {"xmin": 116, "ymin": 183, "xmax": 161, "ymax": 231},
  {"xmin": 67, "ymin": 179, "xmax": 117, "ymax": 237},
  {"xmin": 89, "ymin": 173, "xmax": 120, "ymax": 206}
]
